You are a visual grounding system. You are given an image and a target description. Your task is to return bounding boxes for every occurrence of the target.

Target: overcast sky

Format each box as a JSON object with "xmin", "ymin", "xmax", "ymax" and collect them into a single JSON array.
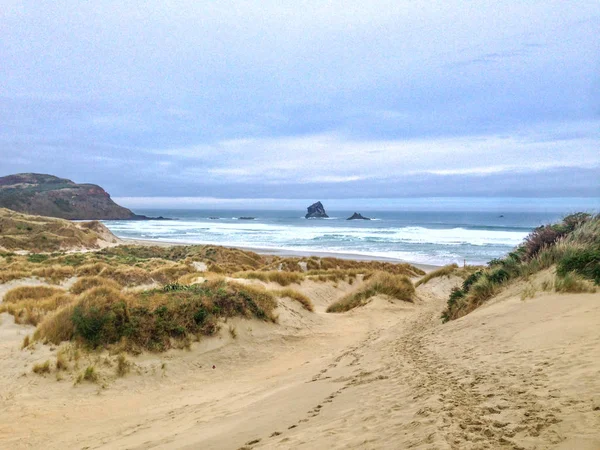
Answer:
[{"xmin": 1, "ymin": 1, "xmax": 599, "ymax": 209}]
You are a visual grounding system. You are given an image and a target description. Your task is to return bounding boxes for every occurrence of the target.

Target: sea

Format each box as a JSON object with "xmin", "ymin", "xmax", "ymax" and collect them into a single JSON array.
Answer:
[{"xmin": 100, "ymin": 209, "xmax": 570, "ymax": 266}]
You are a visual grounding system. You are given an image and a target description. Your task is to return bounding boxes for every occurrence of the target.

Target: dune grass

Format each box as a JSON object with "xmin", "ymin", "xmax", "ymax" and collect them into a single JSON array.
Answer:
[
  {"xmin": 415, "ymin": 264, "xmax": 458, "ymax": 287},
  {"xmin": 554, "ymin": 272, "xmax": 596, "ymax": 293},
  {"xmin": 234, "ymin": 270, "xmax": 304, "ymax": 286},
  {"xmin": 272, "ymin": 288, "xmax": 314, "ymax": 311},
  {"xmin": 3, "ymin": 285, "xmax": 65, "ymax": 303},
  {"xmin": 442, "ymin": 213, "xmax": 600, "ymax": 322},
  {"xmin": 70, "ymin": 276, "xmax": 122, "ymax": 295},
  {"xmin": 1, "ymin": 286, "xmax": 72, "ymax": 325},
  {"xmin": 0, "ymin": 208, "xmax": 111, "ymax": 252},
  {"xmin": 327, "ymin": 272, "xmax": 415, "ymax": 313},
  {"xmin": 33, "ymin": 280, "xmax": 278, "ymax": 352}
]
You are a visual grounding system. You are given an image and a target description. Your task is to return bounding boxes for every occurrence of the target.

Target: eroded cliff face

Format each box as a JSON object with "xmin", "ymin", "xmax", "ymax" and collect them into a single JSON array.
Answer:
[
  {"xmin": 0, "ymin": 173, "xmax": 141, "ymax": 220},
  {"xmin": 305, "ymin": 201, "xmax": 329, "ymax": 218}
]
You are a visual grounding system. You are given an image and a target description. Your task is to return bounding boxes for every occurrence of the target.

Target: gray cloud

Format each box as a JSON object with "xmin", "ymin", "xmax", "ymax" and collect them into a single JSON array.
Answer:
[{"xmin": 0, "ymin": 1, "xmax": 599, "ymax": 202}]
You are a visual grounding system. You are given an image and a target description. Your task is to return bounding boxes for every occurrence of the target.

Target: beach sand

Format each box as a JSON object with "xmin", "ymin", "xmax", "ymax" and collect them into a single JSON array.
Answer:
[{"xmin": 1, "ymin": 269, "xmax": 599, "ymax": 449}]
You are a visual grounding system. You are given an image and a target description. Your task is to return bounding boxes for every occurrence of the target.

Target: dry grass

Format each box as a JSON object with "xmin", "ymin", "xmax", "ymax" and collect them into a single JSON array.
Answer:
[
  {"xmin": 115, "ymin": 354, "xmax": 130, "ymax": 377},
  {"xmin": 70, "ymin": 276, "xmax": 122, "ymax": 295},
  {"xmin": 34, "ymin": 280, "xmax": 278, "ymax": 352},
  {"xmin": 273, "ymin": 288, "xmax": 314, "ymax": 312},
  {"xmin": 111, "ymin": 267, "xmax": 154, "ymax": 286},
  {"xmin": 327, "ymin": 272, "xmax": 415, "ymax": 313},
  {"xmin": 33, "ymin": 304, "xmax": 76, "ymax": 344},
  {"xmin": 0, "ymin": 270, "xmax": 29, "ymax": 283},
  {"xmin": 0, "ymin": 208, "xmax": 112, "ymax": 252},
  {"xmin": 31, "ymin": 265, "xmax": 75, "ymax": 283},
  {"xmin": 415, "ymin": 264, "xmax": 459, "ymax": 287},
  {"xmin": 32, "ymin": 360, "xmax": 51, "ymax": 374},
  {"xmin": 1, "ymin": 286, "xmax": 73, "ymax": 325},
  {"xmin": 554, "ymin": 273, "xmax": 596, "ymax": 293},
  {"xmin": 442, "ymin": 214, "xmax": 599, "ymax": 322},
  {"xmin": 235, "ymin": 271, "xmax": 304, "ymax": 286},
  {"xmin": 3, "ymin": 285, "xmax": 65, "ymax": 303}
]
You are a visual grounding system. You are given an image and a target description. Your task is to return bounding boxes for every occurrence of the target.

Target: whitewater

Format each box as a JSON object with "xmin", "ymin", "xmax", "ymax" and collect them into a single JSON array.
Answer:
[{"xmin": 102, "ymin": 210, "xmax": 563, "ymax": 266}]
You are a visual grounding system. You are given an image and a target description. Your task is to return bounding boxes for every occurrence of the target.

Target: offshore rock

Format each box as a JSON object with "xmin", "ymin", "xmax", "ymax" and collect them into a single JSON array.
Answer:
[
  {"xmin": 347, "ymin": 212, "xmax": 371, "ymax": 220},
  {"xmin": 305, "ymin": 201, "xmax": 329, "ymax": 219}
]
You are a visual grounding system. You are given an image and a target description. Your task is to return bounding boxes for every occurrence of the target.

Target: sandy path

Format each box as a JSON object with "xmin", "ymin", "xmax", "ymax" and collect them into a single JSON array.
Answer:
[{"xmin": 1, "ymin": 276, "xmax": 599, "ymax": 449}]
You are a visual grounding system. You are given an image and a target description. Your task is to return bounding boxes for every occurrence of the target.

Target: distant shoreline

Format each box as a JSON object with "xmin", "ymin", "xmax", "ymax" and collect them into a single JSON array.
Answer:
[{"xmin": 121, "ymin": 237, "xmax": 442, "ymax": 272}]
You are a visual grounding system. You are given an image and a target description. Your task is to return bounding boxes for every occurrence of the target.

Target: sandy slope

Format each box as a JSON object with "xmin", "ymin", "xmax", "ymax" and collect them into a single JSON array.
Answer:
[{"xmin": 0, "ymin": 275, "xmax": 599, "ymax": 449}]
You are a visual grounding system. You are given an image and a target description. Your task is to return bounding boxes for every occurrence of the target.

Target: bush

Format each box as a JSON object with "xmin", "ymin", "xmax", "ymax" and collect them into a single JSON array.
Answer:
[
  {"xmin": 557, "ymin": 248, "xmax": 600, "ymax": 284},
  {"xmin": 555, "ymin": 273, "xmax": 596, "ymax": 293},
  {"xmin": 37, "ymin": 280, "xmax": 278, "ymax": 352},
  {"xmin": 442, "ymin": 213, "xmax": 599, "ymax": 322}
]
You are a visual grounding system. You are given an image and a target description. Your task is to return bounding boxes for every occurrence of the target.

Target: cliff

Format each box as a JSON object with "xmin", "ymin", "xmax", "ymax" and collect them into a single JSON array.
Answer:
[{"xmin": 0, "ymin": 173, "xmax": 148, "ymax": 220}]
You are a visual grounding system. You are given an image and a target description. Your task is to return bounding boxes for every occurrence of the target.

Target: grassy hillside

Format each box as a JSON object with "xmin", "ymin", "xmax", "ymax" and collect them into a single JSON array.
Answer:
[
  {"xmin": 0, "ymin": 208, "xmax": 118, "ymax": 252},
  {"xmin": 441, "ymin": 213, "xmax": 599, "ymax": 321},
  {"xmin": 1, "ymin": 237, "xmax": 424, "ymax": 353},
  {"xmin": 0, "ymin": 173, "xmax": 140, "ymax": 220}
]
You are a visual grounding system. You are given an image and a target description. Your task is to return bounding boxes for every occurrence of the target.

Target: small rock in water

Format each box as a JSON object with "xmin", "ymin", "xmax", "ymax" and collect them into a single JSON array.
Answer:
[{"xmin": 347, "ymin": 212, "xmax": 371, "ymax": 220}]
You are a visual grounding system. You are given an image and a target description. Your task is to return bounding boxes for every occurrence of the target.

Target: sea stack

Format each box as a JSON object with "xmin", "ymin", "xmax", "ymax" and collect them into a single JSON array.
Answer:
[
  {"xmin": 347, "ymin": 212, "xmax": 371, "ymax": 220},
  {"xmin": 305, "ymin": 201, "xmax": 329, "ymax": 219}
]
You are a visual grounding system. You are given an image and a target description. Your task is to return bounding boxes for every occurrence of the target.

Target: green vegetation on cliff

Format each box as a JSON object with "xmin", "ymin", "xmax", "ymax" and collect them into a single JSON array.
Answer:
[{"xmin": 0, "ymin": 173, "xmax": 142, "ymax": 220}]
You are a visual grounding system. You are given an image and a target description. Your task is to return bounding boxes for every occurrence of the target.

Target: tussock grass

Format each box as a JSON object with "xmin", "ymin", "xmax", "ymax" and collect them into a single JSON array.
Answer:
[
  {"xmin": 32, "ymin": 360, "xmax": 51, "ymax": 374},
  {"xmin": 34, "ymin": 304, "xmax": 76, "ymax": 344},
  {"xmin": 327, "ymin": 272, "xmax": 415, "ymax": 313},
  {"xmin": 235, "ymin": 270, "xmax": 304, "ymax": 286},
  {"xmin": 111, "ymin": 267, "xmax": 154, "ymax": 286},
  {"xmin": 0, "ymin": 208, "xmax": 111, "ymax": 252},
  {"xmin": 149, "ymin": 263, "xmax": 196, "ymax": 284},
  {"xmin": 554, "ymin": 273, "xmax": 596, "ymax": 293},
  {"xmin": 3, "ymin": 285, "xmax": 65, "ymax": 303},
  {"xmin": 31, "ymin": 265, "xmax": 75, "ymax": 283},
  {"xmin": 76, "ymin": 262, "xmax": 112, "ymax": 277},
  {"xmin": 76, "ymin": 365, "xmax": 98, "ymax": 384},
  {"xmin": 115, "ymin": 354, "xmax": 130, "ymax": 377},
  {"xmin": 0, "ymin": 270, "xmax": 29, "ymax": 283},
  {"xmin": 55, "ymin": 352, "xmax": 68, "ymax": 371},
  {"xmin": 70, "ymin": 276, "xmax": 122, "ymax": 295},
  {"xmin": 273, "ymin": 288, "xmax": 314, "ymax": 311},
  {"xmin": 415, "ymin": 264, "xmax": 458, "ymax": 287},
  {"xmin": 35, "ymin": 280, "xmax": 278, "ymax": 352},
  {"xmin": 1, "ymin": 286, "xmax": 73, "ymax": 325},
  {"xmin": 442, "ymin": 213, "xmax": 600, "ymax": 322}
]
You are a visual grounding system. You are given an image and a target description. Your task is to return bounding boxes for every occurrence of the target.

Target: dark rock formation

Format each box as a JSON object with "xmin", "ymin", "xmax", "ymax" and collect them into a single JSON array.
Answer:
[
  {"xmin": 0, "ymin": 173, "xmax": 166, "ymax": 220},
  {"xmin": 305, "ymin": 201, "xmax": 329, "ymax": 219},
  {"xmin": 347, "ymin": 212, "xmax": 371, "ymax": 220}
]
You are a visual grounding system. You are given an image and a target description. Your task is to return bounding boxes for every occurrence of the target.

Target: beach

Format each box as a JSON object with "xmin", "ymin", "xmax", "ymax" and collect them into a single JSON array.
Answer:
[
  {"xmin": 1, "ymin": 268, "xmax": 599, "ymax": 449},
  {"xmin": 1, "ymin": 210, "xmax": 599, "ymax": 449}
]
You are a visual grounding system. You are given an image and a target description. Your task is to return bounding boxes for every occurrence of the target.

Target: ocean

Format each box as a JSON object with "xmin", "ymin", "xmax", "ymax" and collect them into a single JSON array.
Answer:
[{"xmin": 101, "ymin": 210, "xmax": 566, "ymax": 266}]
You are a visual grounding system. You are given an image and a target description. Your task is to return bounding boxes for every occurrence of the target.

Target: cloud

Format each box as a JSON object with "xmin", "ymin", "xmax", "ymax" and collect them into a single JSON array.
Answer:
[{"xmin": 0, "ymin": 1, "xmax": 598, "ymax": 202}]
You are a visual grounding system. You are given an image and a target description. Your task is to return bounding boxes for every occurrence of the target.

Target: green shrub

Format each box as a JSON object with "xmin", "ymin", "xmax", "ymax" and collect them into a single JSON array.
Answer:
[
  {"xmin": 555, "ymin": 273, "xmax": 596, "ymax": 293},
  {"xmin": 557, "ymin": 248, "xmax": 600, "ymax": 284}
]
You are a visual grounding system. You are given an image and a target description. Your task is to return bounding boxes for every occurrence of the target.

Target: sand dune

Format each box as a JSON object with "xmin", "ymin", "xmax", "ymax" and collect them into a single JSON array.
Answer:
[{"xmin": 0, "ymin": 272, "xmax": 599, "ymax": 449}]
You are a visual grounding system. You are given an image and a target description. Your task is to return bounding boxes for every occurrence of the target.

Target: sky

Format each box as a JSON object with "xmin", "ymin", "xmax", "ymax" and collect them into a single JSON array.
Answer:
[{"xmin": 1, "ymin": 1, "xmax": 599, "ymax": 210}]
